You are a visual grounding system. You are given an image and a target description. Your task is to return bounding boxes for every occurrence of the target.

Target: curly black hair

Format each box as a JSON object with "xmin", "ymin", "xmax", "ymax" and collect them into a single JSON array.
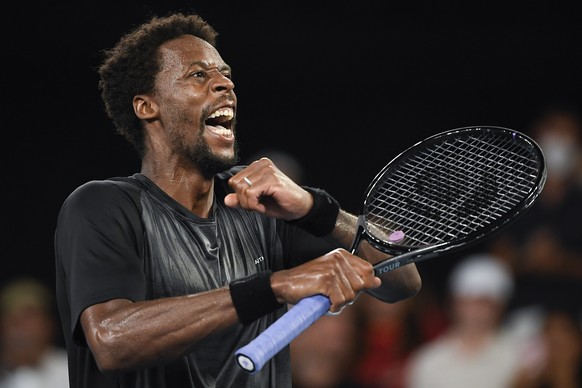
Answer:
[{"xmin": 98, "ymin": 12, "xmax": 218, "ymax": 158}]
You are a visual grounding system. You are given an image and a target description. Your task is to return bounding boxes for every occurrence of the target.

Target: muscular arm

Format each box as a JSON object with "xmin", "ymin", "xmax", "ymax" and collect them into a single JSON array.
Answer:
[
  {"xmin": 80, "ymin": 288, "xmax": 237, "ymax": 373},
  {"xmin": 81, "ymin": 242, "xmax": 382, "ymax": 373}
]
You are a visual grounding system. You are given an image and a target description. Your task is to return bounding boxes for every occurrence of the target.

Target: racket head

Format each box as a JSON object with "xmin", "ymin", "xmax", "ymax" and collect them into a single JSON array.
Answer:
[{"xmin": 359, "ymin": 126, "xmax": 547, "ymax": 255}]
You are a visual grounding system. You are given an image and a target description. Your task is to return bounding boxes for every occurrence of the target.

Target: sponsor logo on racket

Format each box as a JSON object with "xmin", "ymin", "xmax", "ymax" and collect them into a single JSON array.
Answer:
[{"xmin": 376, "ymin": 261, "xmax": 401, "ymax": 274}]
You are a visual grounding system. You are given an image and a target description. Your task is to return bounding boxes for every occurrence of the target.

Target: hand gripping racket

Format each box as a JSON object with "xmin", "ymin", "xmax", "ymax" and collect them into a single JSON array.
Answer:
[{"xmin": 235, "ymin": 125, "xmax": 547, "ymax": 373}]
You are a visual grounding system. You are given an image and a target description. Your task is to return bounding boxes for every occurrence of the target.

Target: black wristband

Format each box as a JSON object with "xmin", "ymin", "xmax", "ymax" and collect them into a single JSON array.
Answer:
[
  {"xmin": 286, "ymin": 186, "xmax": 340, "ymax": 237},
  {"xmin": 229, "ymin": 271, "xmax": 284, "ymax": 325}
]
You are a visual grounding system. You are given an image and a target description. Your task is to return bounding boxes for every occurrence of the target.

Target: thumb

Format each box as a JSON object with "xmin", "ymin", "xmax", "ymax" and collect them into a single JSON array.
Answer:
[{"xmin": 224, "ymin": 193, "xmax": 240, "ymax": 208}]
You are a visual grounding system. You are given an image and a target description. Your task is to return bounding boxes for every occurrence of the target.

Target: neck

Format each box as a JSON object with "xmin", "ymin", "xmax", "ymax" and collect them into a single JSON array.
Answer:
[{"xmin": 141, "ymin": 162, "xmax": 215, "ymax": 218}]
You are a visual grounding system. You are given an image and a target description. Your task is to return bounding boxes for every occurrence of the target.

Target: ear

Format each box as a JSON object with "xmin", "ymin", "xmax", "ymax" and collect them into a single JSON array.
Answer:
[{"xmin": 133, "ymin": 95, "xmax": 158, "ymax": 120}]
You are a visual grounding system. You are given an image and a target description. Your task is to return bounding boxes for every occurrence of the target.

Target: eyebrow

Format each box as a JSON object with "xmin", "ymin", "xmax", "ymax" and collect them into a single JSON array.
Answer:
[{"xmin": 188, "ymin": 60, "xmax": 232, "ymax": 73}]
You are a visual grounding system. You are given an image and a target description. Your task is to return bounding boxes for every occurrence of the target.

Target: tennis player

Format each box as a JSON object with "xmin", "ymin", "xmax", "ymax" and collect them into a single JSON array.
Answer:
[{"xmin": 54, "ymin": 11, "xmax": 421, "ymax": 388}]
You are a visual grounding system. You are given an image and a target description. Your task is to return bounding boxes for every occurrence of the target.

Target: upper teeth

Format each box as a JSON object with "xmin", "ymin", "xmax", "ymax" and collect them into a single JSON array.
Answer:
[{"xmin": 208, "ymin": 107, "xmax": 234, "ymax": 119}]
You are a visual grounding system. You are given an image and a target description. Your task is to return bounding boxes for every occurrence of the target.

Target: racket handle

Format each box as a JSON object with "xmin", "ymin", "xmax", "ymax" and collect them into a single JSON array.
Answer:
[{"xmin": 234, "ymin": 294, "xmax": 331, "ymax": 374}]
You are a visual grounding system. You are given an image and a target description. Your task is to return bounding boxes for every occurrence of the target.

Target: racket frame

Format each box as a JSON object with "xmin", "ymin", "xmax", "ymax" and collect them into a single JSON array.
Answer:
[{"xmin": 358, "ymin": 126, "xmax": 546, "ymax": 264}]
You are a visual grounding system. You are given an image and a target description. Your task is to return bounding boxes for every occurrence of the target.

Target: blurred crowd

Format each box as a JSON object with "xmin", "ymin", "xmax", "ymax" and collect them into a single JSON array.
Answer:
[{"xmin": 1, "ymin": 102, "xmax": 581, "ymax": 388}]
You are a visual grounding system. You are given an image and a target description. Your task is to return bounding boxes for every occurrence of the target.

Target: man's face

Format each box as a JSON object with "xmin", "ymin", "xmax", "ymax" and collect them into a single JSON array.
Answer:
[
  {"xmin": 452, "ymin": 296, "xmax": 504, "ymax": 331},
  {"xmin": 153, "ymin": 34, "xmax": 239, "ymax": 177},
  {"xmin": 1, "ymin": 306, "xmax": 55, "ymax": 366}
]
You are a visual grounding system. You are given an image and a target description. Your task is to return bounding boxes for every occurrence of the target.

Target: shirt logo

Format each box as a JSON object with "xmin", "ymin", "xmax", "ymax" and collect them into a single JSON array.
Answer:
[{"xmin": 254, "ymin": 256, "xmax": 265, "ymax": 265}]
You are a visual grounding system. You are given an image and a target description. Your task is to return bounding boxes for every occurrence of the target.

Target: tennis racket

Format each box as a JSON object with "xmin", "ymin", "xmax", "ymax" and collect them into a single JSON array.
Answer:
[{"xmin": 235, "ymin": 125, "xmax": 547, "ymax": 373}]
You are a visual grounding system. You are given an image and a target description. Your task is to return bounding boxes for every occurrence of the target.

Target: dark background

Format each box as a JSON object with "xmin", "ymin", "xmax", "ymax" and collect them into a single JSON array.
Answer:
[{"xmin": 4, "ymin": 1, "xmax": 582, "ymax": 304}]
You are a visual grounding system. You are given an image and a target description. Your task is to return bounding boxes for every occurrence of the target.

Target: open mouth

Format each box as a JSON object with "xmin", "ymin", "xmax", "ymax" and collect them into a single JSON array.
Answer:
[{"xmin": 205, "ymin": 107, "xmax": 234, "ymax": 138}]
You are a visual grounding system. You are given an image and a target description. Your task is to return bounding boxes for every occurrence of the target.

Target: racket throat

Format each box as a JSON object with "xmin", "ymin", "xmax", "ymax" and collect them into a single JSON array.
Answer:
[{"xmin": 349, "ymin": 224, "xmax": 367, "ymax": 254}]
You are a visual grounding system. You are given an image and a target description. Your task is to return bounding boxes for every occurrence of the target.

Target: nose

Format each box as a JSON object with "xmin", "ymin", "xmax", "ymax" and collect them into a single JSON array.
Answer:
[{"xmin": 212, "ymin": 73, "xmax": 235, "ymax": 94}]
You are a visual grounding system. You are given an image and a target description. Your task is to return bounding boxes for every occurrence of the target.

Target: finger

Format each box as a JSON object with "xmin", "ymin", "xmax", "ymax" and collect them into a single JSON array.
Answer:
[
  {"xmin": 236, "ymin": 177, "xmax": 252, "ymax": 209},
  {"xmin": 326, "ymin": 268, "xmax": 357, "ymax": 313},
  {"xmin": 224, "ymin": 175, "xmax": 251, "ymax": 208},
  {"xmin": 229, "ymin": 174, "xmax": 257, "ymax": 209},
  {"xmin": 243, "ymin": 176, "xmax": 253, "ymax": 187},
  {"xmin": 350, "ymin": 258, "xmax": 381, "ymax": 289},
  {"xmin": 329, "ymin": 257, "xmax": 381, "ymax": 312},
  {"xmin": 338, "ymin": 253, "xmax": 375, "ymax": 292},
  {"xmin": 240, "ymin": 178, "xmax": 268, "ymax": 211}
]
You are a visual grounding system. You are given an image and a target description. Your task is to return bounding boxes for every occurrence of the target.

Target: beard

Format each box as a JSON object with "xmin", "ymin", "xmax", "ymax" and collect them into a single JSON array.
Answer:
[
  {"xmin": 168, "ymin": 107, "xmax": 239, "ymax": 179},
  {"xmin": 188, "ymin": 130, "xmax": 240, "ymax": 179}
]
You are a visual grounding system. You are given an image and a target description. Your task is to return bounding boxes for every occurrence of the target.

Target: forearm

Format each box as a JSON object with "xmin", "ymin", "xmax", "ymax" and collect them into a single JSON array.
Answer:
[
  {"xmin": 82, "ymin": 287, "xmax": 238, "ymax": 373},
  {"xmin": 331, "ymin": 210, "xmax": 422, "ymax": 302}
]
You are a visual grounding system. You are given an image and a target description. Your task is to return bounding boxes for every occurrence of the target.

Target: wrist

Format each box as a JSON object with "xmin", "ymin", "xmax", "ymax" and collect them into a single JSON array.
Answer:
[
  {"xmin": 229, "ymin": 271, "xmax": 284, "ymax": 325},
  {"xmin": 286, "ymin": 186, "xmax": 340, "ymax": 237}
]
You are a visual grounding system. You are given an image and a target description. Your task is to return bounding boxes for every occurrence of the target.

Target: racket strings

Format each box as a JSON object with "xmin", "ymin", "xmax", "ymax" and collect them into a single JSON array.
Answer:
[{"xmin": 365, "ymin": 132, "xmax": 543, "ymax": 248}]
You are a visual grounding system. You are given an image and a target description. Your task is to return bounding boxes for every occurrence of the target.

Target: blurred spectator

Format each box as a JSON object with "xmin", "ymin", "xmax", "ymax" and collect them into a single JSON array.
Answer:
[
  {"xmin": 291, "ymin": 305, "xmax": 362, "ymax": 388},
  {"xmin": 351, "ymin": 286, "xmax": 448, "ymax": 388},
  {"xmin": 404, "ymin": 253, "xmax": 527, "ymax": 388},
  {"xmin": 488, "ymin": 102, "xmax": 582, "ymax": 344},
  {"xmin": 513, "ymin": 306, "xmax": 582, "ymax": 388},
  {"xmin": 0, "ymin": 278, "xmax": 69, "ymax": 388}
]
